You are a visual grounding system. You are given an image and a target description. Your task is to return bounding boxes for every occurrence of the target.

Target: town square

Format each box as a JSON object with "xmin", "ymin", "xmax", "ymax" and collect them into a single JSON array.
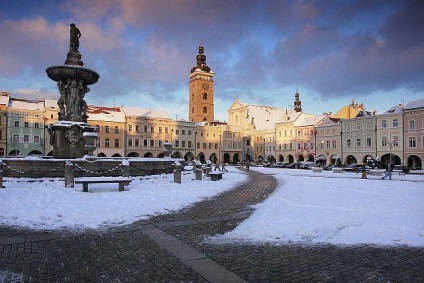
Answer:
[{"xmin": 0, "ymin": 1, "xmax": 423, "ymax": 282}]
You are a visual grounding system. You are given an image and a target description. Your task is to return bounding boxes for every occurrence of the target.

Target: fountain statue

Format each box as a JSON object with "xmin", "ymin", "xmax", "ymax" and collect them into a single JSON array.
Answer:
[{"xmin": 46, "ymin": 23, "xmax": 99, "ymax": 158}]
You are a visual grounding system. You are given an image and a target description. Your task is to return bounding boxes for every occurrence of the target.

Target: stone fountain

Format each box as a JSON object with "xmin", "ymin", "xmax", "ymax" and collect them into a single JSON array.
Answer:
[{"xmin": 46, "ymin": 23, "xmax": 99, "ymax": 159}]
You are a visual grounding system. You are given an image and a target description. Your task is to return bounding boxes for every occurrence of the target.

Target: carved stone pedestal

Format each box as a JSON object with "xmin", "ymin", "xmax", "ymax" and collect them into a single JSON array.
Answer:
[{"xmin": 48, "ymin": 122, "xmax": 96, "ymax": 159}]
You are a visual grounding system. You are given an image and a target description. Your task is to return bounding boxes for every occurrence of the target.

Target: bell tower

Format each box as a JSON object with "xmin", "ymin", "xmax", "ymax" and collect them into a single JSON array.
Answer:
[
  {"xmin": 189, "ymin": 45, "xmax": 215, "ymax": 122},
  {"xmin": 294, "ymin": 89, "xmax": 302, "ymax": 112}
]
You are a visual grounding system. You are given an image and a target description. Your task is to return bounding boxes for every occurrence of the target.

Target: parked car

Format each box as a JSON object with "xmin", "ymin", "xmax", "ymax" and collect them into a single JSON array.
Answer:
[
  {"xmin": 299, "ymin": 161, "xmax": 315, "ymax": 169},
  {"xmin": 392, "ymin": 165, "xmax": 410, "ymax": 173},
  {"xmin": 323, "ymin": 164, "xmax": 335, "ymax": 171},
  {"xmin": 344, "ymin": 163, "xmax": 363, "ymax": 172}
]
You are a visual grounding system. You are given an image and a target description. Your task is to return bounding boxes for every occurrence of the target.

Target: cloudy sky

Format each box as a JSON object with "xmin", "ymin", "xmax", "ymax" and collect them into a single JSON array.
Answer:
[{"xmin": 0, "ymin": 0, "xmax": 422, "ymax": 121}]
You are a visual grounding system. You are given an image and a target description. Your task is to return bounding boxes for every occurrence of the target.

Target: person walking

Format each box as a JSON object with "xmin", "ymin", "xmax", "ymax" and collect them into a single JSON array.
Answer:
[
  {"xmin": 222, "ymin": 162, "xmax": 228, "ymax": 172},
  {"xmin": 382, "ymin": 161, "xmax": 392, "ymax": 180},
  {"xmin": 246, "ymin": 159, "xmax": 250, "ymax": 170},
  {"xmin": 214, "ymin": 158, "xmax": 221, "ymax": 171},
  {"xmin": 361, "ymin": 165, "xmax": 367, "ymax": 179}
]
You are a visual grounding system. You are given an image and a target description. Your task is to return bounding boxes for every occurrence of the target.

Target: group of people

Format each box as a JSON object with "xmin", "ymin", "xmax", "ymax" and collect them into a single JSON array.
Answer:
[{"xmin": 213, "ymin": 158, "xmax": 228, "ymax": 172}]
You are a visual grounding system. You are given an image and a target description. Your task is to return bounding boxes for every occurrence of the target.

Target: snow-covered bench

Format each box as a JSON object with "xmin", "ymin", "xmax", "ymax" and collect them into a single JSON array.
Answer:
[
  {"xmin": 75, "ymin": 177, "xmax": 132, "ymax": 192},
  {"xmin": 368, "ymin": 170, "xmax": 385, "ymax": 177},
  {"xmin": 332, "ymin": 167, "xmax": 343, "ymax": 173},
  {"xmin": 208, "ymin": 171, "xmax": 224, "ymax": 181}
]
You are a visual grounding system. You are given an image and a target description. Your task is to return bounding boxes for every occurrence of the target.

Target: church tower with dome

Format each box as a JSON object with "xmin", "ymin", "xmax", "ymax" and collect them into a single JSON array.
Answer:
[{"xmin": 188, "ymin": 45, "xmax": 215, "ymax": 122}]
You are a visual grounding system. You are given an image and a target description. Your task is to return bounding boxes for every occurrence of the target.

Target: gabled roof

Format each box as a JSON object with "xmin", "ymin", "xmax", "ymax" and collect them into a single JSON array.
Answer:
[
  {"xmin": 87, "ymin": 106, "xmax": 126, "ymax": 122},
  {"xmin": 276, "ymin": 111, "xmax": 302, "ymax": 124},
  {"xmin": 294, "ymin": 114, "xmax": 325, "ymax": 127},
  {"xmin": 122, "ymin": 106, "xmax": 171, "ymax": 119},
  {"xmin": 404, "ymin": 99, "xmax": 424, "ymax": 110},
  {"xmin": 245, "ymin": 104, "xmax": 288, "ymax": 131}
]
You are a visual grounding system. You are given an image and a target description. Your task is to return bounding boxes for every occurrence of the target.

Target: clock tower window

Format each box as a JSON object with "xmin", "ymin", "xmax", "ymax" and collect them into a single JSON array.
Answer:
[
  {"xmin": 203, "ymin": 93, "xmax": 207, "ymax": 100},
  {"xmin": 203, "ymin": 106, "xmax": 207, "ymax": 113}
]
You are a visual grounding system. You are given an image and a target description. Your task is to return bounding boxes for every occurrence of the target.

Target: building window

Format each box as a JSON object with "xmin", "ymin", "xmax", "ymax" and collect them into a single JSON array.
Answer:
[
  {"xmin": 96, "ymin": 125, "xmax": 101, "ymax": 132},
  {"xmin": 150, "ymin": 140, "xmax": 154, "ymax": 147},
  {"xmin": 34, "ymin": 136, "xmax": 40, "ymax": 143},
  {"xmin": 128, "ymin": 125, "xmax": 132, "ymax": 132},
  {"xmin": 381, "ymin": 120, "xmax": 387, "ymax": 128},
  {"xmin": 182, "ymin": 141, "xmax": 186, "ymax": 148},
  {"xmin": 34, "ymin": 122, "xmax": 39, "ymax": 128},
  {"xmin": 134, "ymin": 139, "xmax": 139, "ymax": 147},
  {"xmin": 326, "ymin": 141, "xmax": 330, "ymax": 149},
  {"xmin": 24, "ymin": 122, "xmax": 29, "ymax": 128},
  {"xmin": 144, "ymin": 126, "xmax": 148, "ymax": 133},
  {"xmin": 176, "ymin": 130, "xmax": 179, "ymax": 135},
  {"xmin": 356, "ymin": 123, "xmax": 361, "ymax": 130},
  {"xmin": 297, "ymin": 130, "xmax": 301, "ymax": 137},
  {"xmin": 188, "ymin": 141, "xmax": 192, "ymax": 148},
  {"xmin": 203, "ymin": 93, "xmax": 207, "ymax": 100},
  {"xmin": 13, "ymin": 113, "xmax": 20, "ymax": 117},
  {"xmin": 356, "ymin": 138, "xmax": 361, "ymax": 147},
  {"xmin": 366, "ymin": 138, "xmax": 372, "ymax": 147},
  {"xmin": 408, "ymin": 137, "xmax": 416, "ymax": 148},
  {"xmin": 409, "ymin": 119, "xmax": 415, "ymax": 130},
  {"xmin": 128, "ymin": 138, "xmax": 133, "ymax": 146},
  {"xmin": 203, "ymin": 107, "xmax": 207, "ymax": 113},
  {"xmin": 382, "ymin": 137, "xmax": 387, "ymax": 146},
  {"xmin": 175, "ymin": 140, "xmax": 179, "ymax": 147},
  {"xmin": 208, "ymin": 143, "xmax": 212, "ymax": 149},
  {"xmin": 144, "ymin": 139, "xmax": 148, "ymax": 146},
  {"xmin": 158, "ymin": 140, "xmax": 162, "ymax": 148},
  {"xmin": 24, "ymin": 135, "xmax": 29, "ymax": 143},
  {"xmin": 105, "ymin": 139, "xmax": 110, "ymax": 147},
  {"xmin": 366, "ymin": 122, "xmax": 372, "ymax": 129},
  {"xmin": 347, "ymin": 139, "xmax": 351, "ymax": 147},
  {"xmin": 136, "ymin": 125, "xmax": 140, "ymax": 132},
  {"xmin": 182, "ymin": 130, "xmax": 186, "ymax": 135},
  {"xmin": 332, "ymin": 140, "xmax": 337, "ymax": 149},
  {"xmin": 197, "ymin": 142, "xmax": 200, "ymax": 149},
  {"xmin": 159, "ymin": 127, "xmax": 162, "ymax": 133},
  {"xmin": 14, "ymin": 121, "xmax": 19, "ymax": 127},
  {"xmin": 393, "ymin": 119, "xmax": 398, "ymax": 127},
  {"xmin": 34, "ymin": 114, "xmax": 40, "ymax": 118},
  {"xmin": 165, "ymin": 127, "xmax": 169, "ymax": 134},
  {"xmin": 105, "ymin": 126, "xmax": 110, "ymax": 133},
  {"xmin": 203, "ymin": 143, "xmax": 206, "ymax": 149},
  {"xmin": 13, "ymin": 135, "xmax": 19, "ymax": 142},
  {"xmin": 393, "ymin": 136, "xmax": 399, "ymax": 146},
  {"xmin": 188, "ymin": 130, "xmax": 192, "ymax": 135},
  {"xmin": 115, "ymin": 126, "xmax": 119, "ymax": 133}
]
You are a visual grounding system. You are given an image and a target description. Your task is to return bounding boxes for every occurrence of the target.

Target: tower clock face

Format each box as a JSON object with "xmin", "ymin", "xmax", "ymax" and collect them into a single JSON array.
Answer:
[{"xmin": 202, "ymin": 83, "xmax": 209, "ymax": 90}]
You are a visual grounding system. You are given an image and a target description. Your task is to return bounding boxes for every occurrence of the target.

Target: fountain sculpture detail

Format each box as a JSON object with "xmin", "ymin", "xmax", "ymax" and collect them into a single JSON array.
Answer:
[{"xmin": 46, "ymin": 23, "xmax": 99, "ymax": 158}]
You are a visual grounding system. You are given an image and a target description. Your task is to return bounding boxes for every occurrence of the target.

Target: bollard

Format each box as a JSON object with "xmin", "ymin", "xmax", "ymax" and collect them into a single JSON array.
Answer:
[
  {"xmin": 64, "ymin": 161, "xmax": 75, "ymax": 188},
  {"xmin": 0, "ymin": 163, "xmax": 4, "ymax": 188},
  {"xmin": 122, "ymin": 160, "xmax": 130, "ymax": 177},
  {"xmin": 195, "ymin": 168, "xmax": 202, "ymax": 180},
  {"xmin": 174, "ymin": 164, "xmax": 182, "ymax": 184},
  {"xmin": 205, "ymin": 166, "xmax": 212, "ymax": 176}
]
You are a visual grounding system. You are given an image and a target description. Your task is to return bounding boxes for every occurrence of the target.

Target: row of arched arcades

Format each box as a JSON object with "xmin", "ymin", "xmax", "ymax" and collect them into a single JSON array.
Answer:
[
  {"xmin": 114, "ymin": 151, "xmax": 241, "ymax": 164},
  {"xmin": 270, "ymin": 153, "xmax": 422, "ymax": 170}
]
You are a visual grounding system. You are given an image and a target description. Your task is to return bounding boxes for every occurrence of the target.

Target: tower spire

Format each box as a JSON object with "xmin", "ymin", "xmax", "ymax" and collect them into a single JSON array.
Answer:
[{"xmin": 294, "ymin": 89, "xmax": 302, "ymax": 112}]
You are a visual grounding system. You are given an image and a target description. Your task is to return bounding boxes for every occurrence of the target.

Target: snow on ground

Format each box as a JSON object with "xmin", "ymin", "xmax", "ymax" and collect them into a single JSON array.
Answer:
[
  {"xmin": 209, "ymin": 167, "xmax": 424, "ymax": 247},
  {"xmin": 0, "ymin": 166, "xmax": 247, "ymax": 230}
]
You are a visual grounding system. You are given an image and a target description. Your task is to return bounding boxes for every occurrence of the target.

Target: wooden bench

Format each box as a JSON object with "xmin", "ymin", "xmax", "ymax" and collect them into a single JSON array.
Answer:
[
  {"xmin": 75, "ymin": 177, "xmax": 132, "ymax": 192},
  {"xmin": 208, "ymin": 172, "xmax": 224, "ymax": 181}
]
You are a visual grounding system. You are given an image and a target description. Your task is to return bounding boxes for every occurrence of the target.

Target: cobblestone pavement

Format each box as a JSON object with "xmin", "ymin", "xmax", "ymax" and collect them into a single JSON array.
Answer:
[{"xmin": 1, "ymin": 168, "xmax": 423, "ymax": 282}]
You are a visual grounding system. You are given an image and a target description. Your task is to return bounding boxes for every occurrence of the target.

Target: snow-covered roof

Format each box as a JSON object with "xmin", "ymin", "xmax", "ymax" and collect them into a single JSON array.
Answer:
[
  {"xmin": 276, "ymin": 111, "xmax": 302, "ymax": 124},
  {"xmin": 122, "ymin": 106, "xmax": 171, "ymax": 119},
  {"xmin": 87, "ymin": 106, "xmax": 126, "ymax": 122},
  {"xmin": 9, "ymin": 98, "xmax": 44, "ymax": 110},
  {"xmin": 318, "ymin": 116, "xmax": 341, "ymax": 127},
  {"xmin": 44, "ymin": 99, "xmax": 59, "ymax": 110},
  {"xmin": 404, "ymin": 99, "xmax": 424, "ymax": 110},
  {"xmin": 0, "ymin": 92, "xmax": 9, "ymax": 105},
  {"xmin": 382, "ymin": 104, "xmax": 403, "ymax": 114},
  {"xmin": 294, "ymin": 114, "xmax": 325, "ymax": 127},
  {"xmin": 245, "ymin": 104, "xmax": 288, "ymax": 131}
]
